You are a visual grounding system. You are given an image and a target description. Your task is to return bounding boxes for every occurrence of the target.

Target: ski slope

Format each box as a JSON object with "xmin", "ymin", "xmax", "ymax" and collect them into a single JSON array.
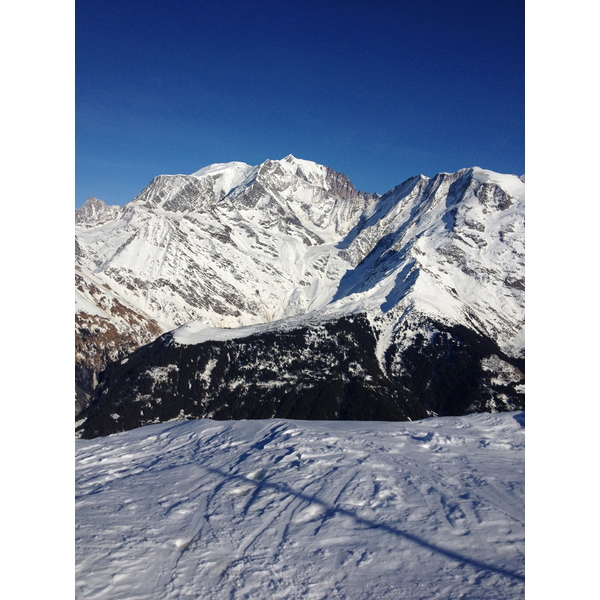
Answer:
[{"xmin": 76, "ymin": 412, "xmax": 524, "ymax": 599}]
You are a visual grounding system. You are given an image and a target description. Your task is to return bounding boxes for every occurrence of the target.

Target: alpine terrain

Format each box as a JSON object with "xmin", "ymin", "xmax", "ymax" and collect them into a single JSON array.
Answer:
[{"xmin": 75, "ymin": 155, "xmax": 524, "ymax": 438}]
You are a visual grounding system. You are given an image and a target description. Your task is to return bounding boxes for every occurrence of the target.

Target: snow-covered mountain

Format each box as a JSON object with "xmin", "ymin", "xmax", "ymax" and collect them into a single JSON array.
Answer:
[
  {"xmin": 75, "ymin": 196, "xmax": 120, "ymax": 226},
  {"xmin": 76, "ymin": 411, "xmax": 525, "ymax": 599},
  {"xmin": 76, "ymin": 156, "xmax": 377, "ymax": 330},
  {"xmin": 75, "ymin": 156, "xmax": 524, "ymax": 436}
]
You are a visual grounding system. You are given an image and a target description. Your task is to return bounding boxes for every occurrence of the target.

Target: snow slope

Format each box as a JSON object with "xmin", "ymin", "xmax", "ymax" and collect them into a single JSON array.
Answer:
[{"xmin": 76, "ymin": 412, "xmax": 524, "ymax": 599}]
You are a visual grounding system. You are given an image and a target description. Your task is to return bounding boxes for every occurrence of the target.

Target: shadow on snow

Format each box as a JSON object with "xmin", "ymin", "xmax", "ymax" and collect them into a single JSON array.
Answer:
[{"xmin": 189, "ymin": 464, "xmax": 525, "ymax": 583}]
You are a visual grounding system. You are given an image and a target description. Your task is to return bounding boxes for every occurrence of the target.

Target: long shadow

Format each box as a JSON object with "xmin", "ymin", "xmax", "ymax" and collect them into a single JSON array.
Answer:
[
  {"xmin": 331, "ymin": 176, "xmax": 442, "ymax": 304},
  {"xmin": 331, "ymin": 233, "xmax": 409, "ymax": 303},
  {"xmin": 513, "ymin": 411, "xmax": 525, "ymax": 428},
  {"xmin": 441, "ymin": 174, "xmax": 474, "ymax": 232},
  {"xmin": 331, "ymin": 169, "xmax": 476, "ymax": 306},
  {"xmin": 336, "ymin": 176, "xmax": 424, "ymax": 251},
  {"xmin": 203, "ymin": 465, "xmax": 524, "ymax": 582}
]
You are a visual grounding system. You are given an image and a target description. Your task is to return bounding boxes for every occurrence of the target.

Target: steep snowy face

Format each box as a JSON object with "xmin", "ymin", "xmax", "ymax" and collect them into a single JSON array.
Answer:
[{"xmin": 328, "ymin": 168, "xmax": 525, "ymax": 358}]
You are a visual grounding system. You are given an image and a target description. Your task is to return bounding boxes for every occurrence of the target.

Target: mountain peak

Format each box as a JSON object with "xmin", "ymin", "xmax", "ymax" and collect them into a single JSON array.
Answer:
[
  {"xmin": 75, "ymin": 197, "xmax": 120, "ymax": 225},
  {"xmin": 81, "ymin": 196, "xmax": 106, "ymax": 207},
  {"xmin": 190, "ymin": 161, "xmax": 252, "ymax": 178}
]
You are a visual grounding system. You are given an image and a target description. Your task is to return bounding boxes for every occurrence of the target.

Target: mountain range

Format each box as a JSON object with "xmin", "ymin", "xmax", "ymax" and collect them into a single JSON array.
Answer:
[{"xmin": 75, "ymin": 155, "xmax": 524, "ymax": 438}]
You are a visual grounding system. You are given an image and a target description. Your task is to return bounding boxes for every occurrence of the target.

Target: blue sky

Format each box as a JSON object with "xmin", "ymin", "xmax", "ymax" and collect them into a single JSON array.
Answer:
[{"xmin": 76, "ymin": 0, "xmax": 524, "ymax": 207}]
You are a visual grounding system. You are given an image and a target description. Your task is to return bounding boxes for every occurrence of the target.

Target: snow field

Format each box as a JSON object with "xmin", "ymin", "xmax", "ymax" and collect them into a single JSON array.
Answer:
[{"xmin": 76, "ymin": 412, "xmax": 524, "ymax": 599}]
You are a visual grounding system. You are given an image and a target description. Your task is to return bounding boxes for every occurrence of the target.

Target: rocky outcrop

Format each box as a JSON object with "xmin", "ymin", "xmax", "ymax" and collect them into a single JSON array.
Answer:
[
  {"xmin": 75, "ymin": 197, "xmax": 120, "ymax": 226},
  {"xmin": 75, "ymin": 269, "xmax": 164, "ymax": 415}
]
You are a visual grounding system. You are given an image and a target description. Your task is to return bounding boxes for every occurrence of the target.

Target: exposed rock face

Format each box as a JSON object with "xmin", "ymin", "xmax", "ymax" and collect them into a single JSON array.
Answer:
[
  {"xmin": 75, "ymin": 157, "xmax": 524, "ymax": 437},
  {"xmin": 75, "ymin": 269, "xmax": 164, "ymax": 415},
  {"xmin": 75, "ymin": 197, "xmax": 120, "ymax": 226}
]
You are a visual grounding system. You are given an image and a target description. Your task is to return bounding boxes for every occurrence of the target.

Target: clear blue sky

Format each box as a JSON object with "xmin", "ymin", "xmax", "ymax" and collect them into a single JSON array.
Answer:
[{"xmin": 76, "ymin": 0, "xmax": 524, "ymax": 208}]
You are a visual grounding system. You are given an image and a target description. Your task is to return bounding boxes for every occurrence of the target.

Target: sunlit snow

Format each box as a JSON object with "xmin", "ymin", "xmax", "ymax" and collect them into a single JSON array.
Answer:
[{"xmin": 76, "ymin": 412, "xmax": 524, "ymax": 599}]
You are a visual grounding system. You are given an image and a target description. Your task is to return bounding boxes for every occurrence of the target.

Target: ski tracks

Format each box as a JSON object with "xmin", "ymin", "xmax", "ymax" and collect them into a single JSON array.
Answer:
[{"xmin": 76, "ymin": 414, "xmax": 524, "ymax": 599}]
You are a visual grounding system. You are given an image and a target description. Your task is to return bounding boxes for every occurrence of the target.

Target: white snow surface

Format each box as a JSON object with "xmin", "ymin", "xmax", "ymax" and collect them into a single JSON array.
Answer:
[
  {"xmin": 470, "ymin": 167, "xmax": 525, "ymax": 199},
  {"xmin": 76, "ymin": 412, "xmax": 524, "ymax": 599},
  {"xmin": 190, "ymin": 161, "xmax": 252, "ymax": 178},
  {"xmin": 190, "ymin": 161, "xmax": 256, "ymax": 197}
]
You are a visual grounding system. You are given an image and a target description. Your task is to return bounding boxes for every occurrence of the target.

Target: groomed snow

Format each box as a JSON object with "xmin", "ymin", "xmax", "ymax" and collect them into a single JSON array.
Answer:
[{"xmin": 76, "ymin": 412, "xmax": 524, "ymax": 599}]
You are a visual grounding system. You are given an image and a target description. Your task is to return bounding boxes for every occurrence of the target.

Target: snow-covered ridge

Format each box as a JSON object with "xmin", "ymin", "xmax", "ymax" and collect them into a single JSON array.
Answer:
[
  {"xmin": 470, "ymin": 166, "xmax": 525, "ymax": 199},
  {"xmin": 189, "ymin": 161, "xmax": 256, "ymax": 198},
  {"xmin": 172, "ymin": 320, "xmax": 286, "ymax": 345}
]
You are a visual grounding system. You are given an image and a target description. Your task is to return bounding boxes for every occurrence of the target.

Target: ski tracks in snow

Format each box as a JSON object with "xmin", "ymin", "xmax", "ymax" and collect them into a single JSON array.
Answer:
[{"xmin": 76, "ymin": 414, "xmax": 524, "ymax": 600}]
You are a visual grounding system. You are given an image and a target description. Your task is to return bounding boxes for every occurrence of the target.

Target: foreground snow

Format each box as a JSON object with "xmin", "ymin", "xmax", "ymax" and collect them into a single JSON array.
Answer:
[{"xmin": 75, "ymin": 412, "xmax": 524, "ymax": 599}]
